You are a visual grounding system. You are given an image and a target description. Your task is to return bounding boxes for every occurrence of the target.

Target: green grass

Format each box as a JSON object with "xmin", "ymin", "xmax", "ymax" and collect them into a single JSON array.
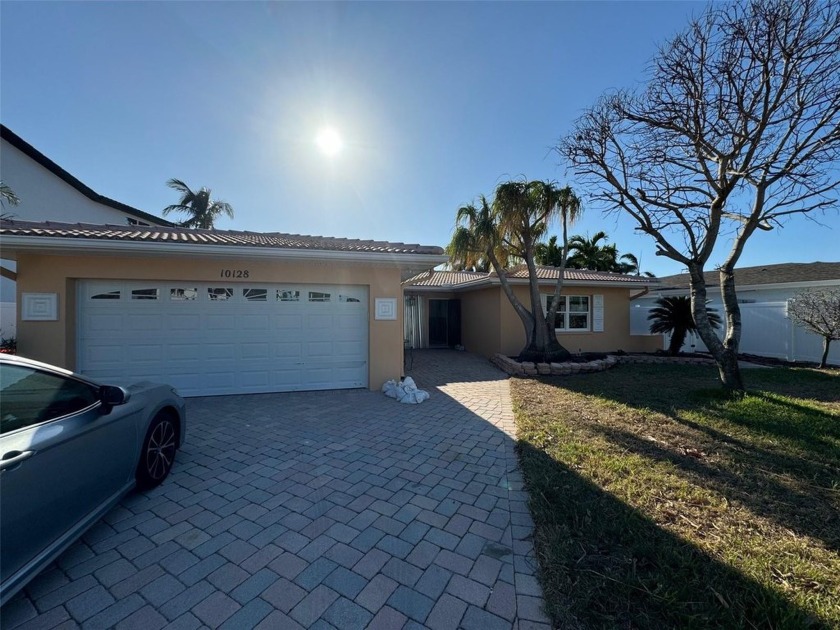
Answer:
[{"xmin": 513, "ymin": 365, "xmax": 840, "ymax": 629}]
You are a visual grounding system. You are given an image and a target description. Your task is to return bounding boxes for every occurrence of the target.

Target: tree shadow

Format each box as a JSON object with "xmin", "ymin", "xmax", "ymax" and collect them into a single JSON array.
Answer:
[
  {"xmin": 587, "ymin": 422, "xmax": 838, "ymax": 550},
  {"xmin": 516, "ymin": 442, "xmax": 829, "ymax": 629},
  {"xmin": 533, "ymin": 365, "xmax": 839, "ymax": 551}
]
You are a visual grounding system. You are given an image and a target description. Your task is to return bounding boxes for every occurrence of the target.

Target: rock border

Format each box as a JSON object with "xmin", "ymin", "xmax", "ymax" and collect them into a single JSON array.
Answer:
[{"xmin": 491, "ymin": 353, "xmax": 715, "ymax": 377}]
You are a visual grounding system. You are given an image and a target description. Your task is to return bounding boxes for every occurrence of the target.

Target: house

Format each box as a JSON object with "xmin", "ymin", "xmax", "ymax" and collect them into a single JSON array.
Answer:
[
  {"xmin": 0, "ymin": 125, "xmax": 171, "ymax": 227},
  {"xmin": 403, "ymin": 265, "xmax": 662, "ymax": 358},
  {"xmin": 634, "ymin": 262, "xmax": 840, "ymax": 365},
  {"xmin": 1, "ymin": 125, "xmax": 172, "ymax": 338},
  {"xmin": 0, "ymin": 219, "xmax": 447, "ymax": 396}
]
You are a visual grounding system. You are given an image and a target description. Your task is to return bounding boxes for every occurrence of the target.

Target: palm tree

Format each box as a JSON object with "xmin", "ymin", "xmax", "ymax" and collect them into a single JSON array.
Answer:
[
  {"xmin": 566, "ymin": 231, "xmax": 617, "ymax": 271},
  {"xmin": 448, "ymin": 181, "xmax": 583, "ymax": 362},
  {"xmin": 648, "ymin": 296, "xmax": 722, "ymax": 356},
  {"xmin": 1, "ymin": 182, "xmax": 20, "ymax": 210},
  {"xmin": 163, "ymin": 179, "xmax": 234, "ymax": 229},
  {"xmin": 535, "ymin": 235, "xmax": 565, "ymax": 267}
]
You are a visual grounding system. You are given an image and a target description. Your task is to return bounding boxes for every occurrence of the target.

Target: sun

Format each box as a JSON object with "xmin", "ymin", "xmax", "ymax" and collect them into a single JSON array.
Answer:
[{"xmin": 315, "ymin": 127, "xmax": 343, "ymax": 157}]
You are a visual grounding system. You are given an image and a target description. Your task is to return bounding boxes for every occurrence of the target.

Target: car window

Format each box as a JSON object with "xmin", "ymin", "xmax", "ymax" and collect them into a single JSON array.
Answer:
[{"xmin": 0, "ymin": 364, "xmax": 99, "ymax": 434}]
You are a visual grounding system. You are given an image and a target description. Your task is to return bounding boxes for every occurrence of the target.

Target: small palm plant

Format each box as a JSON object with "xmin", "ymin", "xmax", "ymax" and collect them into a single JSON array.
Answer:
[{"xmin": 648, "ymin": 296, "xmax": 722, "ymax": 356}]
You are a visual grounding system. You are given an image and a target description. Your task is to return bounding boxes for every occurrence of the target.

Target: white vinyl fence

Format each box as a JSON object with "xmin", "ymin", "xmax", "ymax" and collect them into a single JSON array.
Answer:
[{"xmin": 631, "ymin": 301, "xmax": 839, "ymax": 365}]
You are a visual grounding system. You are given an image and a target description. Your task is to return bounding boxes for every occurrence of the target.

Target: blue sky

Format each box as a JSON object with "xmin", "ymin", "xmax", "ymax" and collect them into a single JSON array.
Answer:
[{"xmin": 2, "ymin": 1, "xmax": 837, "ymax": 277}]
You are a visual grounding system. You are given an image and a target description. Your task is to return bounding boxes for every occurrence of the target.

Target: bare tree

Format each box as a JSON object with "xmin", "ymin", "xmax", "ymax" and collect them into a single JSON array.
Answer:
[
  {"xmin": 787, "ymin": 289, "xmax": 840, "ymax": 368},
  {"xmin": 559, "ymin": 0, "xmax": 840, "ymax": 391}
]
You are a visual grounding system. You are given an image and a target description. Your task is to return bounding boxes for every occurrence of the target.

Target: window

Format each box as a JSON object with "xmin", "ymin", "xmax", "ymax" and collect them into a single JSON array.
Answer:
[
  {"xmin": 1, "ymin": 364, "xmax": 98, "ymax": 434},
  {"xmin": 243, "ymin": 288, "xmax": 267, "ymax": 302},
  {"xmin": 91, "ymin": 290, "xmax": 121, "ymax": 300},
  {"xmin": 277, "ymin": 289, "xmax": 300, "ymax": 302},
  {"xmin": 339, "ymin": 294, "xmax": 361, "ymax": 303},
  {"xmin": 208, "ymin": 288, "xmax": 234, "ymax": 301},
  {"xmin": 543, "ymin": 294, "xmax": 590, "ymax": 331},
  {"xmin": 131, "ymin": 288, "xmax": 159, "ymax": 300},
  {"xmin": 170, "ymin": 288, "xmax": 198, "ymax": 301},
  {"xmin": 308, "ymin": 291, "xmax": 331, "ymax": 302},
  {"xmin": 126, "ymin": 218, "xmax": 151, "ymax": 226}
]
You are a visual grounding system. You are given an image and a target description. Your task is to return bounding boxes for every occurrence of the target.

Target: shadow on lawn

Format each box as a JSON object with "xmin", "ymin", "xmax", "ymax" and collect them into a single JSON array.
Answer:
[
  {"xmin": 587, "ymin": 421, "xmax": 839, "ymax": 550},
  {"xmin": 516, "ymin": 442, "xmax": 826, "ymax": 629},
  {"xmin": 542, "ymin": 366, "xmax": 840, "ymax": 547}
]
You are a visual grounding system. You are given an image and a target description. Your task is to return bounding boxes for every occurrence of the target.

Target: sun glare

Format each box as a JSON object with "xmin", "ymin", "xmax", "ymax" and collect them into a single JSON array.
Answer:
[{"xmin": 315, "ymin": 127, "xmax": 343, "ymax": 157}]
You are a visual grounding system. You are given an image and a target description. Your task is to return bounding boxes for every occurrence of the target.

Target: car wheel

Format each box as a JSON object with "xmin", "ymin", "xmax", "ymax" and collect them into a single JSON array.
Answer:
[{"xmin": 136, "ymin": 412, "xmax": 177, "ymax": 489}]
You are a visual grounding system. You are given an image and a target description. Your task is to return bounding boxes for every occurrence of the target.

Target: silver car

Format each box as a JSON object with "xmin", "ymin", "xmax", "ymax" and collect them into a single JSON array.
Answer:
[{"xmin": 0, "ymin": 354, "xmax": 186, "ymax": 605}]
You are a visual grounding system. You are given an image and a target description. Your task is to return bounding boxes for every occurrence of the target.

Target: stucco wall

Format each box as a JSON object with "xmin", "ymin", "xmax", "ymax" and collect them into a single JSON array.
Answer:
[
  {"xmin": 460, "ymin": 287, "xmax": 502, "ymax": 357},
  {"xmin": 15, "ymin": 252, "xmax": 405, "ymax": 390},
  {"xmin": 496, "ymin": 285, "xmax": 662, "ymax": 357}
]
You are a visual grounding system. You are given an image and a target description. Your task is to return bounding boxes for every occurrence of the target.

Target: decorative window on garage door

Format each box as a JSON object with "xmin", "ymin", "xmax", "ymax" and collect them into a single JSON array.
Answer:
[
  {"xmin": 170, "ymin": 288, "xmax": 198, "ymax": 301},
  {"xmin": 243, "ymin": 288, "xmax": 268, "ymax": 302},
  {"xmin": 208, "ymin": 288, "xmax": 234, "ymax": 301},
  {"xmin": 131, "ymin": 288, "xmax": 159, "ymax": 300},
  {"xmin": 91, "ymin": 289, "xmax": 121, "ymax": 300},
  {"xmin": 339, "ymin": 293, "xmax": 362, "ymax": 303},
  {"xmin": 309, "ymin": 291, "xmax": 331, "ymax": 302},
  {"xmin": 277, "ymin": 289, "xmax": 301, "ymax": 302}
]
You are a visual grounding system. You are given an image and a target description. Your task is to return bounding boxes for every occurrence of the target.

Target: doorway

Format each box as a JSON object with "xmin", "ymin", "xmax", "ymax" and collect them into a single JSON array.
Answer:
[{"xmin": 429, "ymin": 299, "xmax": 461, "ymax": 348}]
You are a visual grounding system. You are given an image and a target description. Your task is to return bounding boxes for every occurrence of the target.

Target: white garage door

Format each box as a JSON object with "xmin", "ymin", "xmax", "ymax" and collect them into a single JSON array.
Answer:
[{"xmin": 78, "ymin": 280, "xmax": 368, "ymax": 396}]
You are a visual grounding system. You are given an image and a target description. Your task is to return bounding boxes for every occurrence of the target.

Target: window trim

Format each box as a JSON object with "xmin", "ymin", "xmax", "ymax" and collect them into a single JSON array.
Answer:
[{"xmin": 542, "ymin": 294, "xmax": 591, "ymax": 332}]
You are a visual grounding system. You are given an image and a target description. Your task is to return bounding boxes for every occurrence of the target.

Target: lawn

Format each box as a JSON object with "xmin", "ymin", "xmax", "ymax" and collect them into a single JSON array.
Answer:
[{"xmin": 512, "ymin": 364, "xmax": 840, "ymax": 629}]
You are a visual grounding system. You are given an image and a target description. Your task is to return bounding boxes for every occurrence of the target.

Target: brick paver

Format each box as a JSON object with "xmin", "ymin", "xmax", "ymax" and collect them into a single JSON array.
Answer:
[{"xmin": 1, "ymin": 350, "xmax": 548, "ymax": 629}]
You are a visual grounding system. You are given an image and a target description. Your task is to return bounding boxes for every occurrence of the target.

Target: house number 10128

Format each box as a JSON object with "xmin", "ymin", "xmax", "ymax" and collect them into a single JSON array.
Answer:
[{"xmin": 220, "ymin": 269, "xmax": 250, "ymax": 278}]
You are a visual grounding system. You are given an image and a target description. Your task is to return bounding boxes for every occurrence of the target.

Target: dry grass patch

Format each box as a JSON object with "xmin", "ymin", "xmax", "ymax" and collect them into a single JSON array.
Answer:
[{"xmin": 513, "ymin": 364, "xmax": 839, "ymax": 629}]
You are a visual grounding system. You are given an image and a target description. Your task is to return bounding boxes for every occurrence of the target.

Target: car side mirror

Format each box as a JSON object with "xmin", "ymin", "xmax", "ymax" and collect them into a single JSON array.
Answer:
[{"xmin": 99, "ymin": 385, "xmax": 130, "ymax": 408}]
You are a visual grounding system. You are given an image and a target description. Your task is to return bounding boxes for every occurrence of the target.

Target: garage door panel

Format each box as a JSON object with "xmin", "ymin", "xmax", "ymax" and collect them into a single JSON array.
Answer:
[
  {"xmin": 240, "ymin": 343, "xmax": 271, "ymax": 359},
  {"xmin": 126, "ymin": 314, "xmax": 164, "ymax": 331},
  {"xmin": 206, "ymin": 314, "xmax": 237, "ymax": 330},
  {"xmin": 79, "ymin": 281, "xmax": 368, "ymax": 396},
  {"xmin": 306, "ymin": 341, "xmax": 333, "ymax": 357},
  {"xmin": 127, "ymin": 345, "xmax": 164, "ymax": 362},
  {"xmin": 274, "ymin": 314, "xmax": 303, "ymax": 329},
  {"xmin": 168, "ymin": 314, "xmax": 202, "ymax": 330},
  {"xmin": 87, "ymin": 313, "xmax": 124, "ymax": 332}
]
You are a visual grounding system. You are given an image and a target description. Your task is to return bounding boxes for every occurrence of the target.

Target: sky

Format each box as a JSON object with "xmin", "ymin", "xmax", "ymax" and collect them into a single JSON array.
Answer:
[{"xmin": 1, "ymin": 1, "xmax": 838, "ymax": 278}]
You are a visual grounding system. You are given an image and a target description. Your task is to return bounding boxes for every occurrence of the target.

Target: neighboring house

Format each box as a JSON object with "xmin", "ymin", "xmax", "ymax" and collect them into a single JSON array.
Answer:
[
  {"xmin": 403, "ymin": 265, "xmax": 662, "ymax": 358},
  {"xmin": 0, "ymin": 125, "xmax": 170, "ymax": 227},
  {"xmin": 0, "ymin": 220, "xmax": 447, "ymax": 396},
  {"xmin": 0, "ymin": 125, "xmax": 172, "ymax": 336},
  {"xmin": 635, "ymin": 262, "xmax": 840, "ymax": 365}
]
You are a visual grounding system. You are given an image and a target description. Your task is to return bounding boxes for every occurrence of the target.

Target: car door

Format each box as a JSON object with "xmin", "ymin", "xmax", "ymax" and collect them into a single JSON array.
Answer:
[{"xmin": 0, "ymin": 362, "xmax": 138, "ymax": 589}]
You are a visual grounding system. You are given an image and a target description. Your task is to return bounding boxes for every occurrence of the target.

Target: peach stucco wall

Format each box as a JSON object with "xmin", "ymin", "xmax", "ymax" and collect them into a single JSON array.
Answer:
[
  {"xmin": 15, "ymin": 252, "xmax": 405, "ymax": 390},
  {"xmin": 497, "ymin": 285, "xmax": 662, "ymax": 357},
  {"xmin": 460, "ymin": 287, "xmax": 503, "ymax": 357}
]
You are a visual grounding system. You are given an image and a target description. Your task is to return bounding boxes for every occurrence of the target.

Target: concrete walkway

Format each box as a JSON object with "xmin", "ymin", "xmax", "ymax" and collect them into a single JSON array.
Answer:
[{"xmin": 2, "ymin": 350, "xmax": 548, "ymax": 629}]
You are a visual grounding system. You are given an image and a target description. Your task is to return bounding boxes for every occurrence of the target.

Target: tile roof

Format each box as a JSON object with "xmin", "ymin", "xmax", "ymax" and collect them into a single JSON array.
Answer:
[
  {"xmin": 501, "ymin": 264, "xmax": 656, "ymax": 284},
  {"xmin": 404, "ymin": 270, "xmax": 489, "ymax": 287},
  {"xmin": 658, "ymin": 262, "xmax": 840, "ymax": 289},
  {"xmin": 0, "ymin": 220, "xmax": 445, "ymax": 256},
  {"xmin": 1, "ymin": 125, "xmax": 172, "ymax": 227},
  {"xmin": 404, "ymin": 264, "xmax": 657, "ymax": 289}
]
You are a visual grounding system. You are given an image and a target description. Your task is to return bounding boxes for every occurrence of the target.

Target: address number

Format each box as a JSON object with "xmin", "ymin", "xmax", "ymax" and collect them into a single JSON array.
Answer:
[{"xmin": 220, "ymin": 269, "xmax": 250, "ymax": 278}]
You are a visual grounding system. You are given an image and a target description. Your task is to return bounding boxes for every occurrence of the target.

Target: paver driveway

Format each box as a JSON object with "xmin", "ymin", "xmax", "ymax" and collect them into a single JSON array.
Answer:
[{"xmin": 1, "ymin": 350, "xmax": 549, "ymax": 629}]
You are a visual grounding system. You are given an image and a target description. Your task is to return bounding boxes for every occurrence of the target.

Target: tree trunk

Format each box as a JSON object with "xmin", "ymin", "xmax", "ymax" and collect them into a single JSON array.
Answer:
[
  {"xmin": 668, "ymin": 328, "xmax": 687, "ymax": 356},
  {"xmin": 687, "ymin": 263, "xmax": 745, "ymax": 392},
  {"xmin": 820, "ymin": 338, "xmax": 830, "ymax": 369}
]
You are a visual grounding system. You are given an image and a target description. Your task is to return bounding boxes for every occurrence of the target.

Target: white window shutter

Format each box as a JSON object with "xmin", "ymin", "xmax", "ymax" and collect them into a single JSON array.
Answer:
[{"xmin": 593, "ymin": 294, "xmax": 604, "ymax": 332}]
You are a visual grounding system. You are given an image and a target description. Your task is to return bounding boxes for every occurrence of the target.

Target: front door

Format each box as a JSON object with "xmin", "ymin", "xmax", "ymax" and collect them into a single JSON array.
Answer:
[{"xmin": 429, "ymin": 299, "xmax": 461, "ymax": 347}]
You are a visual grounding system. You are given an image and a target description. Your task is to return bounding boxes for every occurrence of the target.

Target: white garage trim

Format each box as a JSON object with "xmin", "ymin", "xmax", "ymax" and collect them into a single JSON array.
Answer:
[{"xmin": 78, "ymin": 280, "xmax": 368, "ymax": 396}]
